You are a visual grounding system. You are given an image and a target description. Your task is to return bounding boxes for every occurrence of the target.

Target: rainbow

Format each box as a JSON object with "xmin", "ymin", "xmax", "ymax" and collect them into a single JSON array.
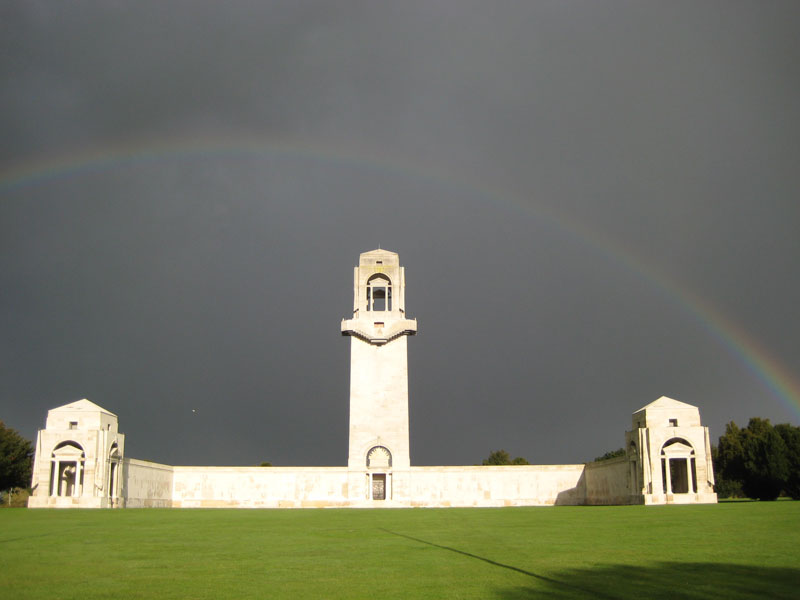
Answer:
[
  {"xmin": 2, "ymin": 134, "xmax": 799, "ymax": 420},
  {"xmin": 559, "ymin": 217, "xmax": 800, "ymax": 422}
]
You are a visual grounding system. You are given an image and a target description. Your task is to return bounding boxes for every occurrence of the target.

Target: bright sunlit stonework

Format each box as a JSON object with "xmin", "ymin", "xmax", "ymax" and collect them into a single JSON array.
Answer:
[{"xmin": 28, "ymin": 250, "xmax": 716, "ymax": 508}]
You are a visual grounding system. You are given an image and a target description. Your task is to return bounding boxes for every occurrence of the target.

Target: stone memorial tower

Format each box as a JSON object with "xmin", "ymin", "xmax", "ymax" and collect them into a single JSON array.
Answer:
[
  {"xmin": 626, "ymin": 396, "xmax": 717, "ymax": 504},
  {"xmin": 28, "ymin": 399, "xmax": 125, "ymax": 508},
  {"xmin": 341, "ymin": 249, "xmax": 417, "ymax": 500}
]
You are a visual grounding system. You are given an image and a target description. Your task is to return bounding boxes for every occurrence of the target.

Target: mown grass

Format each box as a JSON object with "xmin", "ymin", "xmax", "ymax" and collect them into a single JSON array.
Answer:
[{"xmin": 1, "ymin": 503, "xmax": 799, "ymax": 599}]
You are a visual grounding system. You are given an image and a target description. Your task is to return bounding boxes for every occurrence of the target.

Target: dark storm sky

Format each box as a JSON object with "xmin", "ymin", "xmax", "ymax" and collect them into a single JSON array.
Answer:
[{"xmin": 2, "ymin": 2, "xmax": 799, "ymax": 467}]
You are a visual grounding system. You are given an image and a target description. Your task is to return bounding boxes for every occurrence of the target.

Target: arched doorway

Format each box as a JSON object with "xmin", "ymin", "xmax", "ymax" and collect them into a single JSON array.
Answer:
[
  {"xmin": 660, "ymin": 438, "xmax": 697, "ymax": 495},
  {"xmin": 50, "ymin": 441, "xmax": 85, "ymax": 497},
  {"xmin": 366, "ymin": 446, "xmax": 392, "ymax": 500},
  {"xmin": 108, "ymin": 443, "xmax": 121, "ymax": 500}
]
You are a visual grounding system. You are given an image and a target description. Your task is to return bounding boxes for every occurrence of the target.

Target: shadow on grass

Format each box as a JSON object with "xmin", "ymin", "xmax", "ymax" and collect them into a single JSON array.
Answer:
[
  {"xmin": 381, "ymin": 528, "xmax": 616, "ymax": 598},
  {"xmin": 500, "ymin": 562, "xmax": 800, "ymax": 600},
  {"xmin": 381, "ymin": 529, "xmax": 800, "ymax": 600}
]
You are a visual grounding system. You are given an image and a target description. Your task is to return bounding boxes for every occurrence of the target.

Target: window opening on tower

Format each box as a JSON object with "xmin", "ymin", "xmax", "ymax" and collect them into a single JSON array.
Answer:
[{"xmin": 366, "ymin": 275, "xmax": 392, "ymax": 311}]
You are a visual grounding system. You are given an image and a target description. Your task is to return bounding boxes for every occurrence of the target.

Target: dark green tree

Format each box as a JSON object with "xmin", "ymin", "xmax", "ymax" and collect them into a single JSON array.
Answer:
[
  {"xmin": 714, "ymin": 421, "xmax": 747, "ymax": 498},
  {"xmin": 711, "ymin": 444, "xmax": 744, "ymax": 498},
  {"xmin": 483, "ymin": 449, "xmax": 511, "ymax": 465},
  {"xmin": 594, "ymin": 448, "xmax": 625, "ymax": 462},
  {"xmin": 716, "ymin": 418, "xmax": 791, "ymax": 501},
  {"xmin": 775, "ymin": 423, "xmax": 800, "ymax": 500},
  {"xmin": 0, "ymin": 421, "xmax": 34, "ymax": 492},
  {"xmin": 740, "ymin": 418, "xmax": 789, "ymax": 501},
  {"xmin": 482, "ymin": 449, "xmax": 529, "ymax": 465},
  {"xmin": 716, "ymin": 422, "xmax": 745, "ymax": 481}
]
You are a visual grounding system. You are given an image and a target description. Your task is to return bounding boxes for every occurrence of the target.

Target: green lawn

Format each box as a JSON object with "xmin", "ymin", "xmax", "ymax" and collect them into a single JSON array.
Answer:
[{"xmin": 2, "ymin": 503, "xmax": 799, "ymax": 599}]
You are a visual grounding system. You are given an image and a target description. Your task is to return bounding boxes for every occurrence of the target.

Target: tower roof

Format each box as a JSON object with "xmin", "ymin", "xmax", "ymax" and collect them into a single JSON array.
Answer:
[
  {"xmin": 633, "ymin": 396, "xmax": 697, "ymax": 414},
  {"xmin": 49, "ymin": 398, "xmax": 117, "ymax": 417},
  {"xmin": 631, "ymin": 396, "xmax": 702, "ymax": 428},
  {"xmin": 359, "ymin": 248, "xmax": 400, "ymax": 266},
  {"xmin": 361, "ymin": 248, "xmax": 397, "ymax": 256}
]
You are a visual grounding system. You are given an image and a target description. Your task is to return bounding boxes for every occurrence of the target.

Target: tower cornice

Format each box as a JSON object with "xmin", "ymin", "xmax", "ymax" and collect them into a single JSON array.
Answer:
[{"xmin": 341, "ymin": 318, "xmax": 417, "ymax": 345}]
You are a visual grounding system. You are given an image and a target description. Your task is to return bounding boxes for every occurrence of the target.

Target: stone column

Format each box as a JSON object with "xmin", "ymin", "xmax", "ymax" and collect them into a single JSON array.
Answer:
[
  {"xmin": 74, "ymin": 461, "xmax": 82, "ymax": 497},
  {"xmin": 110, "ymin": 463, "xmax": 117, "ymax": 499},
  {"xmin": 664, "ymin": 459, "xmax": 672, "ymax": 494},
  {"xmin": 51, "ymin": 461, "xmax": 58, "ymax": 496}
]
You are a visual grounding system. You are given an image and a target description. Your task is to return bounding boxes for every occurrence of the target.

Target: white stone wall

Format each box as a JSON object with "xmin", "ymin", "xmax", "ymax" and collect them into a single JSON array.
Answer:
[
  {"xmin": 114, "ymin": 464, "xmax": 599, "ymax": 508},
  {"xmin": 121, "ymin": 459, "xmax": 174, "ymax": 508},
  {"xmin": 171, "ymin": 467, "xmax": 351, "ymax": 508},
  {"xmin": 584, "ymin": 457, "xmax": 632, "ymax": 505},
  {"xmin": 70, "ymin": 463, "xmax": 637, "ymax": 508},
  {"xmin": 404, "ymin": 465, "xmax": 587, "ymax": 507},
  {"xmin": 27, "ymin": 395, "xmax": 718, "ymax": 509}
]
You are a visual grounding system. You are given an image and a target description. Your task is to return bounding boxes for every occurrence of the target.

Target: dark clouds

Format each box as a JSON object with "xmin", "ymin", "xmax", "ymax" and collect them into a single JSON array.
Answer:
[{"xmin": 2, "ymin": 2, "xmax": 799, "ymax": 466}]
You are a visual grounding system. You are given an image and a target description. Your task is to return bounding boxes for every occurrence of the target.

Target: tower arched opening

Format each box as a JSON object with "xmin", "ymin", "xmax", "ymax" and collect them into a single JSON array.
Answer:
[{"xmin": 366, "ymin": 274, "xmax": 392, "ymax": 311}]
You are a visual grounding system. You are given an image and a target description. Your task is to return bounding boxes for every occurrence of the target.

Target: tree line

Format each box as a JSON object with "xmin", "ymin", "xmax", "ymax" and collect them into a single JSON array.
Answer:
[
  {"xmin": 0, "ymin": 421, "xmax": 34, "ymax": 506},
  {"xmin": 482, "ymin": 449, "xmax": 530, "ymax": 465},
  {"xmin": 713, "ymin": 418, "xmax": 800, "ymax": 501}
]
